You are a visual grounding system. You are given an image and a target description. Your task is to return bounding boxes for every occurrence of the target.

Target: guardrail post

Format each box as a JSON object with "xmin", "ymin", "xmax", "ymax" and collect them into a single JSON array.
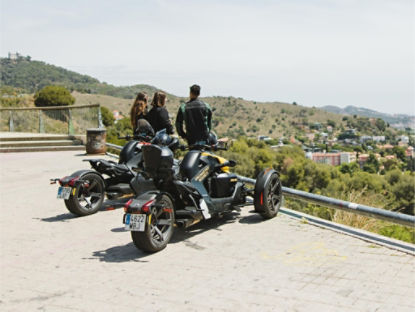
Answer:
[
  {"xmin": 68, "ymin": 108, "xmax": 74, "ymax": 135},
  {"xmin": 38, "ymin": 110, "xmax": 44, "ymax": 133},
  {"xmin": 9, "ymin": 111, "xmax": 14, "ymax": 132}
]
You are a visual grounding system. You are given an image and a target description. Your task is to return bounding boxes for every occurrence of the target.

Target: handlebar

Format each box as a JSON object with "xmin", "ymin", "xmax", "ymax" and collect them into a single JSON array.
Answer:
[
  {"xmin": 117, "ymin": 134, "xmax": 153, "ymax": 142},
  {"xmin": 183, "ymin": 144, "xmax": 228, "ymax": 151}
]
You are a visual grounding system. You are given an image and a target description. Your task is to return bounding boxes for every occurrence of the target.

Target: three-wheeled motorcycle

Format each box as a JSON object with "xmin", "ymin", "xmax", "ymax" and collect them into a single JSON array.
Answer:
[
  {"xmin": 123, "ymin": 141, "xmax": 282, "ymax": 253},
  {"xmin": 52, "ymin": 130, "xmax": 179, "ymax": 216}
]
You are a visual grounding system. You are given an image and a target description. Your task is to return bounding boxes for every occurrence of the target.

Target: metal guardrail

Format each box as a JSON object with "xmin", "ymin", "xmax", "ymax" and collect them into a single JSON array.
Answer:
[
  {"xmin": 106, "ymin": 142, "xmax": 415, "ymax": 228},
  {"xmin": 0, "ymin": 104, "xmax": 103, "ymax": 135}
]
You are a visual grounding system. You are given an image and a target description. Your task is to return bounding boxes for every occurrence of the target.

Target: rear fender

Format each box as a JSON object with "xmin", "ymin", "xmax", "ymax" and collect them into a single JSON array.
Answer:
[
  {"xmin": 59, "ymin": 170, "xmax": 105, "ymax": 187},
  {"xmin": 254, "ymin": 168, "xmax": 278, "ymax": 213},
  {"xmin": 125, "ymin": 191, "xmax": 160, "ymax": 213},
  {"xmin": 126, "ymin": 191, "xmax": 175, "ymax": 214}
]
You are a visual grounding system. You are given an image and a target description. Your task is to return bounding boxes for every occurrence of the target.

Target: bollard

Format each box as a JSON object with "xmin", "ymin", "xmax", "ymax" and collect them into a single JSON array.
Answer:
[{"xmin": 86, "ymin": 128, "xmax": 107, "ymax": 154}]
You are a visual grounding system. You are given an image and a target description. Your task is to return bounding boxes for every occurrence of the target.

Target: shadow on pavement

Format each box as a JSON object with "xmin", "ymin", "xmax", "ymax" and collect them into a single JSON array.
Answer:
[
  {"xmin": 89, "ymin": 242, "xmax": 150, "ymax": 263},
  {"xmin": 170, "ymin": 212, "xmax": 240, "ymax": 244},
  {"xmin": 238, "ymin": 213, "xmax": 264, "ymax": 224},
  {"xmin": 38, "ymin": 198, "xmax": 130, "ymax": 223},
  {"xmin": 111, "ymin": 227, "xmax": 127, "ymax": 232},
  {"xmin": 37, "ymin": 213, "xmax": 77, "ymax": 222},
  {"xmin": 96, "ymin": 212, "xmax": 257, "ymax": 262}
]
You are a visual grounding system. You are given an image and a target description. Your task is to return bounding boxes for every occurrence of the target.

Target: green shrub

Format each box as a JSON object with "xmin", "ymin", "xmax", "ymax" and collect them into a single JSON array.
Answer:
[{"xmin": 34, "ymin": 85, "xmax": 75, "ymax": 107}]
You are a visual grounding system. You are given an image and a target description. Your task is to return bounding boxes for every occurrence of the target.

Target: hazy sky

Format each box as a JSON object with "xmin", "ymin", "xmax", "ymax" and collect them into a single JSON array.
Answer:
[{"xmin": 1, "ymin": 0, "xmax": 414, "ymax": 115}]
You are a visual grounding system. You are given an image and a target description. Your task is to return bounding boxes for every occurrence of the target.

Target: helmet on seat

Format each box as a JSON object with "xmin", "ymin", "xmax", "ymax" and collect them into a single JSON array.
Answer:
[{"xmin": 208, "ymin": 132, "xmax": 218, "ymax": 145}]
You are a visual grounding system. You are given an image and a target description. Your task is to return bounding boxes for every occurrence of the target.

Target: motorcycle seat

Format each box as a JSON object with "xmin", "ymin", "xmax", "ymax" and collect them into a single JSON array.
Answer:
[{"xmin": 88, "ymin": 159, "xmax": 131, "ymax": 176}]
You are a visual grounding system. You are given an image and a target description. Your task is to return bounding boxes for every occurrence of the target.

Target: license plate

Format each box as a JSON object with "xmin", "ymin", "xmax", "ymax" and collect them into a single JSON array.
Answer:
[
  {"xmin": 125, "ymin": 214, "xmax": 146, "ymax": 231},
  {"xmin": 57, "ymin": 187, "xmax": 72, "ymax": 200}
]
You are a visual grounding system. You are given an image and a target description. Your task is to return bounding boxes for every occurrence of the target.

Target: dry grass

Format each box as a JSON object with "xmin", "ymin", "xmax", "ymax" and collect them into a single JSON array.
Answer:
[{"xmin": 332, "ymin": 189, "xmax": 388, "ymax": 233}]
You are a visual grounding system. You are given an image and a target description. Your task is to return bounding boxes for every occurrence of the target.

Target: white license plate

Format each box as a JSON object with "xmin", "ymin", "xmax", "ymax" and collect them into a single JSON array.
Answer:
[
  {"xmin": 57, "ymin": 187, "xmax": 72, "ymax": 200},
  {"xmin": 125, "ymin": 214, "xmax": 146, "ymax": 232}
]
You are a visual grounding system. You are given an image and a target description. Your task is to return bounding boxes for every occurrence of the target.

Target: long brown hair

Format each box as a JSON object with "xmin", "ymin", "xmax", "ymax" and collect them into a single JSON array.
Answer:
[
  {"xmin": 151, "ymin": 91, "xmax": 167, "ymax": 107},
  {"xmin": 130, "ymin": 92, "xmax": 148, "ymax": 130}
]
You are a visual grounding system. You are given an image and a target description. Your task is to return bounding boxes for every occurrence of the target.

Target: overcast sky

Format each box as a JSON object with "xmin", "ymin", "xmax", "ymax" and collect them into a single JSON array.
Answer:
[{"xmin": 1, "ymin": 0, "xmax": 414, "ymax": 115}]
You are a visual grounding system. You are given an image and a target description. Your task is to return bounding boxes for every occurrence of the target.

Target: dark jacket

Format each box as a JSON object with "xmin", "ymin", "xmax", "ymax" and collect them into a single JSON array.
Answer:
[
  {"xmin": 175, "ymin": 98, "xmax": 212, "ymax": 145},
  {"xmin": 146, "ymin": 106, "xmax": 174, "ymax": 134}
]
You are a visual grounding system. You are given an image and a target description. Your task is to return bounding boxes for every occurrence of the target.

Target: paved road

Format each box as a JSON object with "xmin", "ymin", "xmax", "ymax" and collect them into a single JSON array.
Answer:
[{"xmin": 1, "ymin": 151, "xmax": 414, "ymax": 311}]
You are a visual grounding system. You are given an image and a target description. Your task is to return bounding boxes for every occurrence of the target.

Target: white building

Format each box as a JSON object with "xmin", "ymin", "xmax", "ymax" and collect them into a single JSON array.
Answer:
[
  {"xmin": 340, "ymin": 152, "xmax": 356, "ymax": 164},
  {"xmin": 398, "ymin": 135, "xmax": 409, "ymax": 144},
  {"xmin": 372, "ymin": 136, "xmax": 385, "ymax": 142}
]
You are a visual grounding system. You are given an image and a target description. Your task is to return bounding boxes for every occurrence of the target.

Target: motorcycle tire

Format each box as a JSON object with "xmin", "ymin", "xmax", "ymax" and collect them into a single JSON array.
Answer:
[
  {"xmin": 64, "ymin": 173, "xmax": 105, "ymax": 216},
  {"xmin": 254, "ymin": 169, "xmax": 282, "ymax": 219},
  {"xmin": 131, "ymin": 194, "xmax": 175, "ymax": 253}
]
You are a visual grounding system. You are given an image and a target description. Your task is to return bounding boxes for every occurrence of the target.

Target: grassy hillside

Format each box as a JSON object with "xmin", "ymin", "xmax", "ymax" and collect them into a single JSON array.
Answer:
[
  {"xmin": 0, "ymin": 56, "xmax": 161, "ymax": 99},
  {"xmin": 72, "ymin": 92, "xmax": 346, "ymax": 139}
]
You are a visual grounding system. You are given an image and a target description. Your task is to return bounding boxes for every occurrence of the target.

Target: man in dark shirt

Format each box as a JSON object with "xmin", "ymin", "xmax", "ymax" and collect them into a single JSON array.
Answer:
[{"xmin": 175, "ymin": 84, "xmax": 212, "ymax": 145}]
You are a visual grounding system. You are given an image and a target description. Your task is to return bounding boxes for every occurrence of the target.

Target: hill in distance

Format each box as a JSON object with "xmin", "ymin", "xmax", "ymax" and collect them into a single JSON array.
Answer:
[
  {"xmin": 0, "ymin": 55, "xmax": 164, "ymax": 99},
  {"xmin": 321, "ymin": 105, "xmax": 414, "ymax": 129},
  {"xmin": 0, "ymin": 54, "xmax": 406, "ymax": 138}
]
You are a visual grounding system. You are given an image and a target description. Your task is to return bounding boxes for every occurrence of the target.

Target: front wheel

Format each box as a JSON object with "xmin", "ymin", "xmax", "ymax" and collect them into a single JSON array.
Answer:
[
  {"xmin": 254, "ymin": 169, "xmax": 282, "ymax": 219},
  {"xmin": 131, "ymin": 194, "xmax": 175, "ymax": 253},
  {"xmin": 64, "ymin": 173, "xmax": 105, "ymax": 216}
]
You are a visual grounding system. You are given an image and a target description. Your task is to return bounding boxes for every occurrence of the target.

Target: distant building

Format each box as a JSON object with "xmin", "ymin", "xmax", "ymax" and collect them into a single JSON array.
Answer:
[
  {"xmin": 398, "ymin": 135, "xmax": 409, "ymax": 144},
  {"xmin": 306, "ymin": 133, "xmax": 315, "ymax": 141},
  {"xmin": 258, "ymin": 135, "xmax": 271, "ymax": 141},
  {"xmin": 406, "ymin": 146, "xmax": 414, "ymax": 158},
  {"xmin": 380, "ymin": 144, "xmax": 394, "ymax": 150},
  {"xmin": 360, "ymin": 135, "xmax": 372, "ymax": 143},
  {"xmin": 312, "ymin": 153, "xmax": 341, "ymax": 166},
  {"xmin": 358, "ymin": 154, "xmax": 369, "ymax": 167},
  {"xmin": 8, "ymin": 52, "xmax": 20, "ymax": 60},
  {"xmin": 340, "ymin": 152, "xmax": 356, "ymax": 164},
  {"xmin": 372, "ymin": 136, "xmax": 385, "ymax": 142},
  {"xmin": 112, "ymin": 110, "xmax": 124, "ymax": 122},
  {"xmin": 326, "ymin": 125, "xmax": 333, "ymax": 133}
]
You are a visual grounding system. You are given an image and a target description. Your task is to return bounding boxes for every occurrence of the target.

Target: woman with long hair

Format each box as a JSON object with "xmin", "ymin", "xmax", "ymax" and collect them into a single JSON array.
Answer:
[
  {"xmin": 130, "ymin": 92, "xmax": 148, "ymax": 132},
  {"xmin": 146, "ymin": 91, "xmax": 174, "ymax": 134}
]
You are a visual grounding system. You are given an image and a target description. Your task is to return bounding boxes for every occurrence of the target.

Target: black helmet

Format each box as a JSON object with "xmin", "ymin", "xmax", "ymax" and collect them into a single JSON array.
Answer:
[
  {"xmin": 208, "ymin": 132, "xmax": 218, "ymax": 145},
  {"xmin": 152, "ymin": 129, "xmax": 172, "ymax": 146}
]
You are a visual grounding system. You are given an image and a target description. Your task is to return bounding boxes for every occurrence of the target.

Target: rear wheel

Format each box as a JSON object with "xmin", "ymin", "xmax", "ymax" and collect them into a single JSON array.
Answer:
[
  {"xmin": 64, "ymin": 173, "xmax": 105, "ymax": 216},
  {"xmin": 131, "ymin": 194, "xmax": 175, "ymax": 253},
  {"xmin": 254, "ymin": 170, "xmax": 282, "ymax": 219}
]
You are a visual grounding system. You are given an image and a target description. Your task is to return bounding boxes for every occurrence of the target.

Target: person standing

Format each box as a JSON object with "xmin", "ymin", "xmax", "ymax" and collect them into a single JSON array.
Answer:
[
  {"xmin": 146, "ymin": 91, "xmax": 174, "ymax": 134},
  {"xmin": 175, "ymin": 84, "xmax": 212, "ymax": 145}
]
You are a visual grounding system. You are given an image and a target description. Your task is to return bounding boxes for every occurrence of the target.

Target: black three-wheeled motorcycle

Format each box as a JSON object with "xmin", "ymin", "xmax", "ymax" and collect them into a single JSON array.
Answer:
[
  {"xmin": 123, "ymin": 141, "xmax": 282, "ymax": 253},
  {"xmin": 52, "ymin": 130, "xmax": 178, "ymax": 216}
]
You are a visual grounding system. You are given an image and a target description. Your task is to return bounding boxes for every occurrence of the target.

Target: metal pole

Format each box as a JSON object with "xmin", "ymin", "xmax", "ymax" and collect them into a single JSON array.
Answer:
[
  {"xmin": 38, "ymin": 110, "xmax": 44, "ymax": 133},
  {"xmin": 68, "ymin": 108, "xmax": 74, "ymax": 135},
  {"xmin": 281, "ymin": 187, "xmax": 415, "ymax": 228}
]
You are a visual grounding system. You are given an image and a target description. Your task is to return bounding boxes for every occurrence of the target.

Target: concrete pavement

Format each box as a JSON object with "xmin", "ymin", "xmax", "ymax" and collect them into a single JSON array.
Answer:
[{"xmin": 1, "ymin": 151, "xmax": 414, "ymax": 311}]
